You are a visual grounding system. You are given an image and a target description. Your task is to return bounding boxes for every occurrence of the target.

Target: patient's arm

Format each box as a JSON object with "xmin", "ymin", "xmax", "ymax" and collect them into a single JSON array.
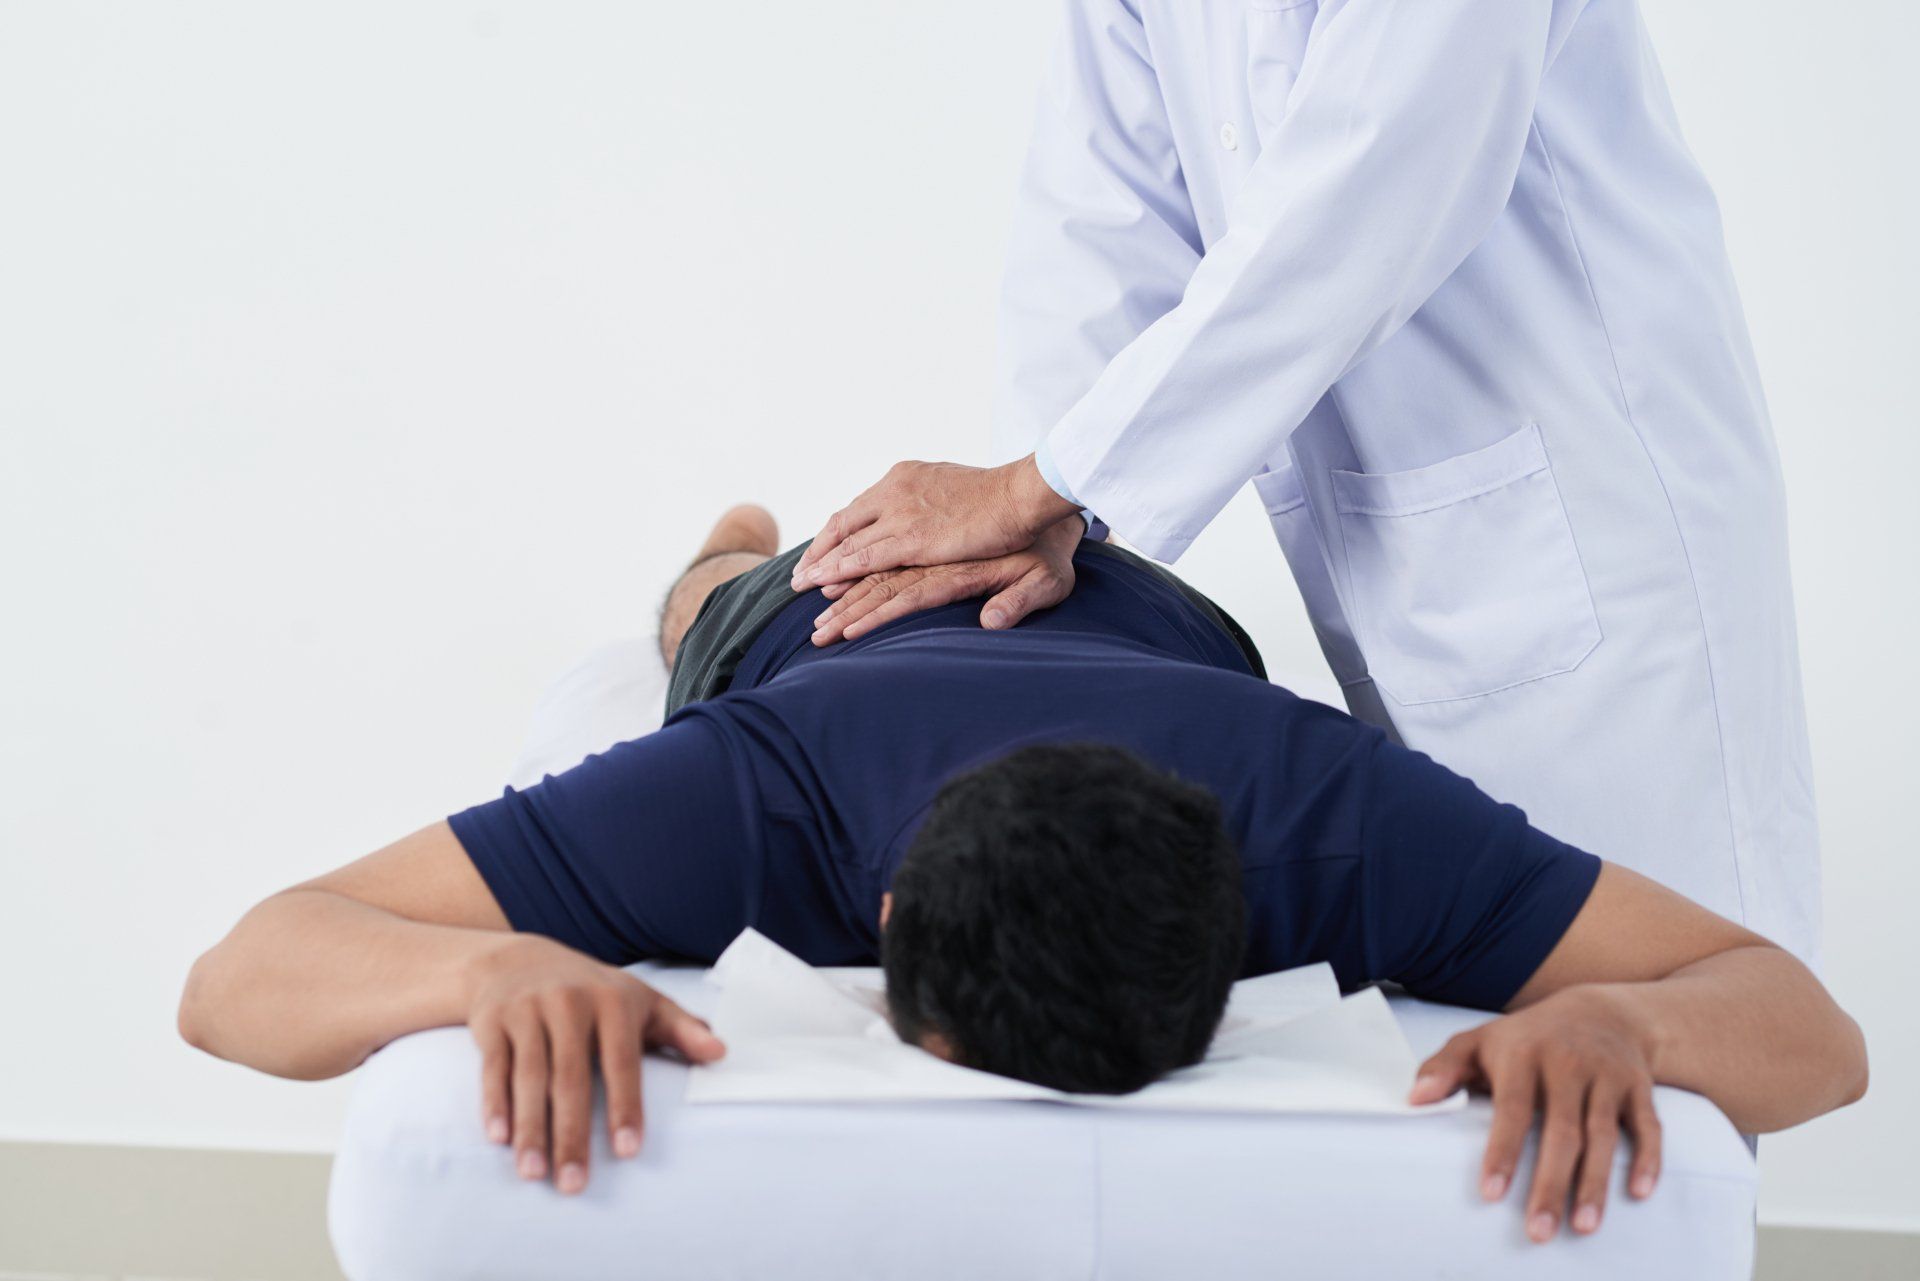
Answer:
[
  {"xmin": 1409, "ymin": 863, "xmax": 1866, "ymax": 1241},
  {"xmin": 178, "ymin": 821, "xmax": 722, "ymax": 1193},
  {"xmin": 1508, "ymin": 864, "xmax": 1864, "ymax": 1131}
]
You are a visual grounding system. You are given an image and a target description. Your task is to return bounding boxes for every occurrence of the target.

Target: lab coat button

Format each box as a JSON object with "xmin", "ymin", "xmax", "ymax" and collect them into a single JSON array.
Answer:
[{"xmin": 1219, "ymin": 121, "xmax": 1239, "ymax": 150}]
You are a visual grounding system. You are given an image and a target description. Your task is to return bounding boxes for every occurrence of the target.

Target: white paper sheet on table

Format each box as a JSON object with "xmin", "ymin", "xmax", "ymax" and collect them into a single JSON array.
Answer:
[{"xmin": 686, "ymin": 929, "xmax": 1463, "ymax": 1116}]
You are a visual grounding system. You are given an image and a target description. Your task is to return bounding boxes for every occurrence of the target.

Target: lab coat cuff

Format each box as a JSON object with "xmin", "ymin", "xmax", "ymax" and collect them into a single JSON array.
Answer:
[
  {"xmin": 1053, "ymin": 465, "xmax": 1199, "ymax": 562},
  {"xmin": 1035, "ymin": 438, "xmax": 1105, "ymax": 537},
  {"xmin": 1031, "ymin": 438, "xmax": 1083, "ymax": 508}
]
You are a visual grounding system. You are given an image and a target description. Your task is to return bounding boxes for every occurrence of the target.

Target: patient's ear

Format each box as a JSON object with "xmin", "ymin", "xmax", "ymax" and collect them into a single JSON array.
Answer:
[
  {"xmin": 917, "ymin": 1029, "xmax": 958, "ymax": 1062},
  {"xmin": 879, "ymin": 892, "xmax": 893, "ymax": 930}
]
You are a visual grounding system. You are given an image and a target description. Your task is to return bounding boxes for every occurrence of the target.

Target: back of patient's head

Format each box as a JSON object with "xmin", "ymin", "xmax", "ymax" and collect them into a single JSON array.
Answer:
[{"xmin": 882, "ymin": 743, "xmax": 1245, "ymax": 1095}]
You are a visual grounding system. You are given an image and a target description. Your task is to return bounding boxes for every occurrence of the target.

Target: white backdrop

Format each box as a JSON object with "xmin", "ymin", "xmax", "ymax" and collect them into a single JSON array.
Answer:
[{"xmin": 1, "ymin": 0, "xmax": 1914, "ymax": 1232}]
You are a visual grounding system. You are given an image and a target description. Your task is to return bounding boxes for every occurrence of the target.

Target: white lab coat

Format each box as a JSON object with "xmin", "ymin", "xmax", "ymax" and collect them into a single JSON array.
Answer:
[{"xmin": 992, "ymin": 0, "xmax": 1819, "ymax": 960}]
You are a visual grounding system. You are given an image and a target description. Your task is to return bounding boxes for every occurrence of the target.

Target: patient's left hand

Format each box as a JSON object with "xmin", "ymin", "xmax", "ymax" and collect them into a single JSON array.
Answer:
[
  {"xmin": 807, "ymin": 513, "xmax": 1083, "ymax": 645},
  {"xmin": 1407, "ymin": 986, "xmax": 1663, "ymax": 1244}
]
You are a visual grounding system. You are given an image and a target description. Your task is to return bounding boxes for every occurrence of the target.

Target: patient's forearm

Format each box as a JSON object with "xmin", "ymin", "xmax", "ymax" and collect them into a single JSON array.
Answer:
[
  {"xmin": 180, "ymin": 888, "xmax": 508, "ymax": 1080},
  {"xmin": 1608, "ymin": 944, "xmax": 1867, "ymax": 1132}
]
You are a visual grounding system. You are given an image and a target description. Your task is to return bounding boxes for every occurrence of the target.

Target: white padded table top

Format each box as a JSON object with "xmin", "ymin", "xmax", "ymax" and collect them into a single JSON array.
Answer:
[{"xmin": 328, "ymin": 964, "xmax": 1757, "ymax": 1281}]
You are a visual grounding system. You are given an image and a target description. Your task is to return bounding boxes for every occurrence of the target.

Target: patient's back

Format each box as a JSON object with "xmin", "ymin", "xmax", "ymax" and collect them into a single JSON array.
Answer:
[{"xmin": 451, "ymin": 545, "xmax": 1599, "ymax": 1011}]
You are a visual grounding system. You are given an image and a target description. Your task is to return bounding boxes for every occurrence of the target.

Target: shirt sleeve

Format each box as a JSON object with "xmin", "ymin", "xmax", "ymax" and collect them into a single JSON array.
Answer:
[
  {"xmin": 447, "ymin": 717, "xmax": 760, "ymax": 965},
  {"xmin": 1044, "ymin": 0, "xmax": 1567, "ymax": 561},
  {"xmin": 1354, "ymin": 734, "xmax": 1601, "ymax": 1010}
]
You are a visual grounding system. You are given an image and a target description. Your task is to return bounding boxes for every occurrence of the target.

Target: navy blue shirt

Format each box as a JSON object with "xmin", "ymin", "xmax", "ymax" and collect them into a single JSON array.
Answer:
[{"xmin": 452, "ymin": 548, "xmax": 1599, "ymax": 1011}]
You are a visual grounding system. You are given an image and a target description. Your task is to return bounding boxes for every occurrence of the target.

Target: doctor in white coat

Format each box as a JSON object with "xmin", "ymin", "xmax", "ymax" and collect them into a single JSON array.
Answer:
[{"xmin": 793, "ymin": 0, "xmax": 1818, "ymax": 963}]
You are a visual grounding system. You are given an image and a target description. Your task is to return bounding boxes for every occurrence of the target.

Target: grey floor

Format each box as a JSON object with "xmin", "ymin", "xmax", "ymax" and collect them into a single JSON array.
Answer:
[{"xmin": 0, "ymin": 1142, "xmax": 1913, "ymax": 1280}]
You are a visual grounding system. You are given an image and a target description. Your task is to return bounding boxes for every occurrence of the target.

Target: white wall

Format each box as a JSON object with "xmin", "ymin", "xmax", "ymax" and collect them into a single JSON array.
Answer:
[{"xmin": 1, "ymin": 0, "xmax": 1913, "ymax": 1231}]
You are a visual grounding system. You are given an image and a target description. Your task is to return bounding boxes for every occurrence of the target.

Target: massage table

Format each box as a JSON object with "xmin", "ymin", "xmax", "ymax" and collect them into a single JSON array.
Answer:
[{"xmin": 327, "ymin": 637, "xmax": 1758, "ymax": 1279}]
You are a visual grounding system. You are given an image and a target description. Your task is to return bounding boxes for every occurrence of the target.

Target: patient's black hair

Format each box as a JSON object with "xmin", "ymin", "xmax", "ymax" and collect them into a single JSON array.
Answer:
[{"xmin": 882, "ymin": 743, "xmax": 1245, "ymax": 1095}]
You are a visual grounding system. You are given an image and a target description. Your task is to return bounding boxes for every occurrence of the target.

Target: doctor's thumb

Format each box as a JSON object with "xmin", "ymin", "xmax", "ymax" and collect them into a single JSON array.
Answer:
[{"xmin": 982, "ymin": 567, "xmax": 1070, "ymax": 631}]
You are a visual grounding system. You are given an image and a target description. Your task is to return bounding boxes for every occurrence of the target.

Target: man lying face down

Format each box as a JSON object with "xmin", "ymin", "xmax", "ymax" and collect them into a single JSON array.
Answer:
[{"xmin": 180, "ymin": 506, "xmax": 1866, "ymax": 1245}]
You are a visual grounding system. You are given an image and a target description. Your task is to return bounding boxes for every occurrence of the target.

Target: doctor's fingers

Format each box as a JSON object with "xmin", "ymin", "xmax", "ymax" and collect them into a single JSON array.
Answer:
[
  {"xmin": 980, "ymin": 559, "xmax": 1073, "ymax": 631},
  {"xmin": 792, "ymin": 502, "xmax": 880, "ymax": 588},
  {"xmin": 800, "ymin": 530, "xmax": 921, "ymax": 591},
  {"xmin": 810, "ymin": 570, "xmax": 909, "ymax": 645},
  {"xmin": 812, "ymin": 564, "xmax": 991, "ymax": 645}
]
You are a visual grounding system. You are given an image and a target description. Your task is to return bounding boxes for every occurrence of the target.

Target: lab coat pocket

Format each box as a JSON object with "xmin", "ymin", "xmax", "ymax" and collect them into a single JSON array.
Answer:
[{"xmin": 1331, "ymin": 424, "xmax": 1600, "ymax": 705}]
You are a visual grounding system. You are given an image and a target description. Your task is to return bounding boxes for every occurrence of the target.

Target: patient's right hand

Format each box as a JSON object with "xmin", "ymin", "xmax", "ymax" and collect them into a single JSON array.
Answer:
[{"xmin": 463, "ymin": 935, "xmax": 725, "ymax": 1194}]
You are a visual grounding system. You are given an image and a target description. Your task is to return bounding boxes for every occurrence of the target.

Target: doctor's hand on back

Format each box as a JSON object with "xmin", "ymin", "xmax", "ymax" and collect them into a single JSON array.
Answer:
[{"xmin": 795, "ymin": 455, "xmax": 1083, "ymax": 645}]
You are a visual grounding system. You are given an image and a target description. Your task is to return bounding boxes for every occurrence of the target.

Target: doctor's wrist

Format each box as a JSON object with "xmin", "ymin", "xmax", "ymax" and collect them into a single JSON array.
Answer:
[{"xmin": 1001, "ymin": 454, "xmax": 1080, "ymax": 538}]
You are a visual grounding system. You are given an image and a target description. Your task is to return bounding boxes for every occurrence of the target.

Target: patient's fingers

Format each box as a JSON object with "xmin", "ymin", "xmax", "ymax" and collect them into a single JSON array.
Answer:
[
  {"xmin": 1409, "ymin": 1029, "xmax": 1480, "ymax": 1105},
  {"xmin": 1624, "ymin": 1082, "xmax": 1663, "ymax": 1200},
  {"xmin": 1524, "ymin": 1072, "xmax": 1589, "ymax": 1242},
  {"xmin": 1480, "ymin": 1054, "xmax": 1536, "ymax": 1204},
  {"xmin": 473, "ymin": 1018, "xmax": 511, "ymax": 1145},
  {"xmin": 507, "ymin": 1012, "xmax": 551, "ymax": 1182},
  {"xmin": 644, "ymin": 990, "xmax": 725, "ymax": 1064},
  {"xmin": 547, "ymin": 994, "xmax": 594, "ymax": 1195},
  {"xmin": 597, "ymin": 994, "xmax": 644, "ymax": 1159},
  {"xmin": 1570, "ymin": 1082, "xmax": 1624, "ymax": 1234}
]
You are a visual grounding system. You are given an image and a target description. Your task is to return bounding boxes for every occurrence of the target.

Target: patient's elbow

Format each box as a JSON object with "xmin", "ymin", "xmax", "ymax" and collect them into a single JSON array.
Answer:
[
  {"xmin": 177, "ymin": 949, "xmax": 223, "ymax": 1056},
  {"xmin": 1837, "ymin": 1014, "xmax": 1870, "ymax": 1108}
]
